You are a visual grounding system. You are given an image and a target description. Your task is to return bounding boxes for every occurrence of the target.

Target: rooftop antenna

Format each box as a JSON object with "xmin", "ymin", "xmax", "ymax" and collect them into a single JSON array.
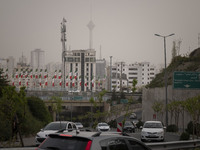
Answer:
[
  {"xmin": 100, "ymin": 45, "xmax": 102, "ymax": 60},
  {"xmin": 198, "ymin": 33, "xmax": 200, "ymax": 48}
]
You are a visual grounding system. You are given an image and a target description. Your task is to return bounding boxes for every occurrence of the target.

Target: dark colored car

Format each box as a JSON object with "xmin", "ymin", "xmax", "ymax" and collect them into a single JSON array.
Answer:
[
  {"xmin": 36, "ymin": 131, "xmax": 151, "ymax": 150},
  {"xmin": 123, "ymin": 121, "xmax": 135, "ymax": 133}
]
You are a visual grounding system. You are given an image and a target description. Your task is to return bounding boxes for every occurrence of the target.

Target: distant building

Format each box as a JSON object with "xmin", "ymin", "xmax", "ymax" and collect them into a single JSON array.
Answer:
[
  {"xmin": 95, "ymin": 59, "xmax": 107, "ymax": 91},
  {"xmin": 64, "ymin": 49, "xmax": 96, "ymax": 92},
  {"xmin": 7, "ymin": 56, "xmax": 15, "ymax": 75},
  {"xmin": 108, "ymin": 61, "xmax": 156, "ymax": 92},
  {"xmin": 31, "ymin": 49, "xmax": 45, "ymax": 70}
]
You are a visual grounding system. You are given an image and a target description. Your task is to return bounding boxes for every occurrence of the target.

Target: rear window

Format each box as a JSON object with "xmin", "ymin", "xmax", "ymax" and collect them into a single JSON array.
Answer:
[
  {"xmin": 39, "ymin": 136, "xmax": 90, "ymax": 150},
  {"xmin": 44, "ymin": 122, "xmax": 67, "ymax": 130}
]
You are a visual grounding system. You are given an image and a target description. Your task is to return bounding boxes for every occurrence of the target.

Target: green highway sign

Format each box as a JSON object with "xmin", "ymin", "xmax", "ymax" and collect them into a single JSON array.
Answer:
[{"xmin": 173, "ymin": 71, "xmax": 200, "ymax": 89}]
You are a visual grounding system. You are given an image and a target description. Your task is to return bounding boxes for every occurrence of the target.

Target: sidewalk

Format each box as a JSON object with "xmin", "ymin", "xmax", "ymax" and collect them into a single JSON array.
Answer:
[{"xmin": 0, "ymin": 136, "xmax": 35, "ymax": 148}]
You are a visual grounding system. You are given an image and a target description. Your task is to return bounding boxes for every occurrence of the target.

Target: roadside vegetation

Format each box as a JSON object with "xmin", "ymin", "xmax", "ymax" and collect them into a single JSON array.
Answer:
[
  {"xmin": 146, "ymin": 48, "xmax": 200, "ymax": 88},
  {"xmin": 0, "ymin": 69, "xmax": 51, "ymax": 146}
]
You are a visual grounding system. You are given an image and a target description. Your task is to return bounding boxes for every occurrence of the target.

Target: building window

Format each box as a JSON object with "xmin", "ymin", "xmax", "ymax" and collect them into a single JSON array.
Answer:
[
  {"xmin": 86, "ymin": 58, "xmax": 89, "ymax": 62},
  {"xmin": 129, "ymin": 72, "xmax": 137, "ymax": 75},
  {"xmin": 129, "ymin": 68, "xmax": 137, "ymax": 71},
  {"xmin": 112, "ymin": 81, "xmax": 116, "ymax": 84}
]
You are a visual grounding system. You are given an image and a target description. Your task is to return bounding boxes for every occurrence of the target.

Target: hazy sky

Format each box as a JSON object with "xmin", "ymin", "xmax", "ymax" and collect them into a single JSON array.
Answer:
[{"xmin": 0, "ymin": 0, "xmax": 200, "ymax": 67}]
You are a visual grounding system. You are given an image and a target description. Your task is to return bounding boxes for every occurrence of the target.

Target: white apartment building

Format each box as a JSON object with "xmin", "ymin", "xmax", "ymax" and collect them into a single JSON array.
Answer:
[
  {"xmin": 64, "ymin": 49, "xmax": 96, "ymax": 92},
  {"xmin": 109, "ymin": 62, "xmax": 156, "ymax": 92},
  {"xmin": 110, "ymin": 62, "xmax": 128, "ymax": 92},
  {"xmin": 30, "ymin": 49, "xmax": 45, "ymax": 70}
]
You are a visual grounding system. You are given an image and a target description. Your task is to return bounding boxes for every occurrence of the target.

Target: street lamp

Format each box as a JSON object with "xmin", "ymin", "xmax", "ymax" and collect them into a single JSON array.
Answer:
[
  {"xmin": 155, "ymin": 33, "xmax": 175, "ymax": 127},
  {"xmin": 110, "ymin": 56, "xmax": 112, "ymax": 92}
]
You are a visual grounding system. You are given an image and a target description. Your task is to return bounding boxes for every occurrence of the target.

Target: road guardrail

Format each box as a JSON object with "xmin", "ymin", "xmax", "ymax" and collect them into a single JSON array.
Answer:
[{"xmin": 146, "ymin": 139, "xmax": 200, "ymax": 150}]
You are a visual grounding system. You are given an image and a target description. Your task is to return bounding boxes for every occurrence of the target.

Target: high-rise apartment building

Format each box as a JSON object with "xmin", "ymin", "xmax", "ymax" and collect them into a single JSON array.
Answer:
[
  {"xmin": 7, "ymin": 56, "xmax": 15, "ymax": 75},
  {"xmin": 109, "ymin": 61, "xmax": 156, "ymax": 92},
  {"xmin": 30, "ymin": 49, "xmax": 45, "ymax": 70},
  {"xmin": 64, "ymin": 49, "xmax": 96, "ymax": 92}
]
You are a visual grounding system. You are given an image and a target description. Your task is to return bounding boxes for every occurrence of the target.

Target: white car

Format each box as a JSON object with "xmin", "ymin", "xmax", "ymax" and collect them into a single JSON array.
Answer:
[
  {"xmin": 75, "ymin": 122, "xmax": 84, "ymax": 130},
  {"xmin": 96, "ymin": 122, "xmax": 110, "ymax": 132},
  {"xmin": 35, "ymin": 121, "xmax": 77, "ymax": 146},
  {"xmin": 141, "ymin": 121, "xmax": 165, "ymax": 142}
]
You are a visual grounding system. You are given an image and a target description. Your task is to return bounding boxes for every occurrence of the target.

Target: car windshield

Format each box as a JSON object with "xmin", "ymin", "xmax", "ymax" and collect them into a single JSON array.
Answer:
[
  {"xmin": 99, "ymin": 123, "xmax": 108, "ymax": 126},
  {"xmin": 144, "ymin": 122, "xmax": 163, "ymax": 128},
  {"xmin": 75, "ymin": 122, "xmax": 82, "ymax": 126},
  {"xmin": 125, "ymin": 122, "xmax": 132, "ymax": 126},
  {"xmin": 43, "ymin": 122, "xmax": 67, "ymax": 130}
]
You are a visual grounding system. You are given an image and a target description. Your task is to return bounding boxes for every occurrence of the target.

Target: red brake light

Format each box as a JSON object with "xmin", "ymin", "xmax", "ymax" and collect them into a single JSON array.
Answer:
[
  {"xmin": 59, "ymin": 134, "xmax": 73, "ymax": 137},
  {"xmin": 85, "ymin": 140, "xmax": 92, "ymax": 150}
]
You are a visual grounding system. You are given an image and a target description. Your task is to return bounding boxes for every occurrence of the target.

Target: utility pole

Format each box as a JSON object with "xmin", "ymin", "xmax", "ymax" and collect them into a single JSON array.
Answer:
[
  {"xmin": 110, "ymin": 56, "xmax": 112, "ymax": 92},
  {"xmin": 155, "ymin": 33, "xmax": 175, "ymax": 127},
  {"xmin": 120, "ymin": 62, "xmax": 123, "ymax": 92}
]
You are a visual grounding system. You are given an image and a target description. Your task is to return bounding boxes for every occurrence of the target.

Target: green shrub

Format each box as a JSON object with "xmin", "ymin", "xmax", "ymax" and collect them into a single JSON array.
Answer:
[
  {"xmin": 180, "ymin": 132, "xmax": 190, "ymax": 140},
  {"xmin": 108, "ymin": 119, "xmax": 117, "ymax": 128},
  {"xmin": 186, "ymin": 121, "xmax": 194, "ymax": 134},
  {"xmin": 166, "ymin": 124, "xmax": 178, "ymax": 132},
  {"xmin": 136, "ymin": 120, "xmax": 144, "ymax": 129},
  {"xmin": 27, "ymin": 96, "xmax": 52, "ymax": 123}
]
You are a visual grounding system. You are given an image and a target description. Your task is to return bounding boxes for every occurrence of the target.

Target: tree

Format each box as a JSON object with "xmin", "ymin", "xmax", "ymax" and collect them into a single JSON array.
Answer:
[
  {"xmin": 0, "ymin": 86, "xmax": 25, "ymax": 145},
  {"xmin": 171, "ymin": 41, "xmax": 177, "ymax": 61},
  {"xmin": 0, "ymin": 68, "xmax": 9, "ymax": 97},
  {"xmin": 132, "ymin": 79, "xmax": 137, "ymax": 93},
  {"xmin": 27, "ymin": 96, "xmax": 51, "ymax": 123},
  {"xmin": 111, "ymin": 86, "xmax": 117, "ymax": 105},
  {"xmin": 97, "ymin": 89, "xmax": 107, "ymax": 111},
  {"xmin": 49, "ymin": 96, "xmax": 63, "ymax": 121},
  {"xmin": 122, "ymin": 79, "xmax": 138, "ymax": 127},
  {"xmin": 184, "ymin": 96, "xmax": 200, "ymax": 139},
  {"xmin": 152, "ymin": 101, "xmax": 164, "ymax": 121}
]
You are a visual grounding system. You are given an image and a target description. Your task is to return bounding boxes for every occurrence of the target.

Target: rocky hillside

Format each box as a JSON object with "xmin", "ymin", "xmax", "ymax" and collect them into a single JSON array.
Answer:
[{"xmin": 146, "ymin": 48, "xmax": 200, "ymax": 88}]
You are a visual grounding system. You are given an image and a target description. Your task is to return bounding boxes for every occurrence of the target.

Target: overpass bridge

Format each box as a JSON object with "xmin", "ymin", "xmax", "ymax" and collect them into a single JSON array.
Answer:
[{"xmin": 25, "ymin": 90, "xmax": 142, "ymax": 121}]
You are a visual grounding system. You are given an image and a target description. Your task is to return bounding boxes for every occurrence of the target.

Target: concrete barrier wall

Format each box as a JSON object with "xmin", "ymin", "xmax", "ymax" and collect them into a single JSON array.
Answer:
[{"xmin": 142, "ymin": 85, "xmax": 200, "ymax": 128}]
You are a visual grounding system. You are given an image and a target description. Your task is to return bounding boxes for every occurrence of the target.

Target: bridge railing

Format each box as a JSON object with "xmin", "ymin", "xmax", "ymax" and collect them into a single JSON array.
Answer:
[{"xmin": 146, "ymin": 139, "xmax": 200, "ymax": 150}]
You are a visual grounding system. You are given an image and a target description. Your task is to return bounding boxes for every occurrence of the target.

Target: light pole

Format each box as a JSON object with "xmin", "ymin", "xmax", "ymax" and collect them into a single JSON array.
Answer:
[
  {"xmin": 110, "ymin": 56, "xmax": 112, "ymax": 92},
  {"xmin": 155, "ymin": 33, "xmax": 175, "ymax": 127}
]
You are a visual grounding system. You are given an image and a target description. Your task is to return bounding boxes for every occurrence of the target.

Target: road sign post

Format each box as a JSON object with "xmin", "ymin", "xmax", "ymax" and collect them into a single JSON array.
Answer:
[{"xmin": 173, "ymin": 71, "xmax": 200, "ymax": 89}]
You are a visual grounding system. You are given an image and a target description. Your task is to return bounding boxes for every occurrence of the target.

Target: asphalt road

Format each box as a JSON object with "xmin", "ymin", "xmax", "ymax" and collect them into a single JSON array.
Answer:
[{"xmin": 128, "ymin": 130, "xmax": 180, "ymax": 142}]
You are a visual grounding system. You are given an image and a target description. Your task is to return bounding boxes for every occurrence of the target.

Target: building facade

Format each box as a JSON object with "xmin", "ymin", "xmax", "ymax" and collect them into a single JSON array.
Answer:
[
  {"xmin": 30, "ymin": 49, "xmax": 45, "ymax": 70},
  {"xmin": 108, "ymin": 61, "xmax": 156, "ymax": 92},
  {"xmin": 64, "ymin": 49, "xmax": 96, "ymax": 92}
]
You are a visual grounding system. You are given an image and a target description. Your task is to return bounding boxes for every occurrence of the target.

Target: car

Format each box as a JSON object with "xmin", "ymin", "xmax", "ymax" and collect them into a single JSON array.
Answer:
[
  {"xmin": 35, "ymin": 121, "xmax": 77, "ymax": 146},
  {"xmin": 75, "ymin": 122, "xmax": 84, "ymax": 130},
  {"xmin": 123, "ymin": 121, "xmax": 135, "ymax": 133},
  {"xmin": 129, "ymin": 113, "xmax": 137, "ymax": 119},
  {"xmin": 140, "ymin": 121, "xmax": 165, "ymax": 142},
  {"xmin": 96, "ymin": 122, "xmax": 110, "ymax": 132},
  {"xmin": 36, "ymin": 131, "xmax": 152, "ymax": 150}
]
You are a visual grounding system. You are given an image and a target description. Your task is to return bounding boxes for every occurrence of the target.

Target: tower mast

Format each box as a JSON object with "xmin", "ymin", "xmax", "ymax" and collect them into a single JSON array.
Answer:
[{"xmin": 61, "ymin": 18, "xmax": 67, "ymax": 88}]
